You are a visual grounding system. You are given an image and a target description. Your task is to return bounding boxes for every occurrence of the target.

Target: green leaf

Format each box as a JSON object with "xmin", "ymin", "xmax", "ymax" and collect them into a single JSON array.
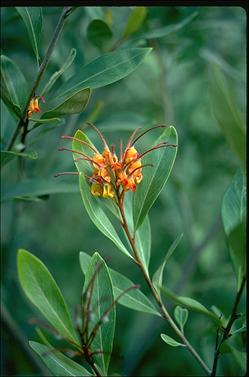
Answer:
[
  {"xmin": 174, "ymin": 306, "xmax": 189, "ymax": 333},
  {"xmin": 41, "ymin": 88, "xmax": 91, "ymax": 118},
  {"xmin": 57, "ymin": 48, "xmax": 152, "ymax": 98},
  {"xmin": 1, "ymin": 178, "xmax": 78, "ymax": 202},
  {"xmin": 209, "ymin": 64, "xmax": 246, "ymax": 172},
  {"xmin": 160, "ymin": 285, "xmax": 222, "ymax": 326},
  {"xmin": 0, "ymin": 54, "xmax": 28, "ymax": 116},
  {"xmin": 30, "ymin": 117, "xmax": 62, "ymax": 129},
  {"xmin": 1, "ymin": 150, "xmax": 38, "ymax": 168},
  {"xmin": 16, "ymin": 7, "xmax": 42, "ymax": 65},
  {"xmin": 221, "ymin": 170, "xmax": 246, "ymax": 288},
  {"xmin": 139, "ymin": 12, "xmax": 198, "ymax": 39},
  {"xmin": 79, "ymin": 252, "xmax": 159, "ymax": 316},
  {"xmin": 152, "ymin": 233, "xmax": 183, "ymax": 296},
  {"xmin": 160, "ymin": 333, "xmax": 185, "ymax": 347},
  {"xmin": 123, "ymin": 7, "xmax": 147, "ymax": 38},
  {"xmin": 29, "ymin": 341, "xmax": 92, "ymax": 376},
  {"xmin": 72, "ymin": 130, "xmax": 133, "ymax": 260},
  {"xmin": 226, "ymin": 343, "xmax": 246, "ymax": 372},
  {"xmin": 17, "ymin": 249, "xmax": 79, "ymax": 345},
  {"xmin": 133, "ymin": 126, "xmax": 178, "ymax": 230},
  {"xmin": 83, "ymin": 252, "xmax": 115, "ymax": 375},
  {"xmin": 87, "ymin": 19, "xmax": 113, "ymax": 49},
  {"xmin": 40, "ymin": 48, "xmax": 77, "ymax": 97}
]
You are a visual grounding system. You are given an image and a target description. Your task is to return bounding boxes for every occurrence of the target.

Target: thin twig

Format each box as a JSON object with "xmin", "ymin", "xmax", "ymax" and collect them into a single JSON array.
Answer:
[
  {"xmin": 116, "ymin": 195, "xmax": 211, "ymax": 375},
  {"xmin": 7, "ymin": 6, "xmax": 73, "ymax": 151},
  {"xmin": 210, "ymin": 276, "xmax": 246, "ymax": 376}
]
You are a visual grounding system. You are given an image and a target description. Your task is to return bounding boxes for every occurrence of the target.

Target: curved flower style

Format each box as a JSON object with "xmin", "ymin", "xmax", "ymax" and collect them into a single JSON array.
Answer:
[{"xmin": 56, "ymin": 123, "xmax": 177, "ymax": 201}]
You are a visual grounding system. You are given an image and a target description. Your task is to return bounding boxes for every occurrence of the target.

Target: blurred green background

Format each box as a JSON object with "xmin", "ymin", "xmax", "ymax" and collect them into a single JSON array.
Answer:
[{"xmin": 1, "ymin": 6, "xmax": 246, "ymax": 376}]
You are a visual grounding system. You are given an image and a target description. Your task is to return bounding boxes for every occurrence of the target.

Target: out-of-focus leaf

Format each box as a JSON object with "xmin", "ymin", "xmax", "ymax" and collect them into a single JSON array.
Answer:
[
  {"xmin": 227, "ymin": 343, "xmax": 246, "ymax": 372},
  {"xmin": 152, "ymin": 233, "xmax": 183, "ymax": 296},
  {"xmin": 133, "ymin": 126, "xmax": 178, "ymax": 230},
  {"xmin": 160, "ymin": 334, "xmax": 185, "ymax": 347},
  {"xmin": 123, "ymin": 7, "xmax": 147, "ymax": 38},
  {"xmin": 222, "ymin": 170, "xmax": 246, "ymax": 289},
  {"xmin": 160, "ymin": 285, "xmax": 222, "ymax": 326},
  {"xmin": 83, "ymin": 252, "xmax": 115, "ymax": 375},
  {"xmin": 1, "ymin": 150, "xmax": 38, "ymax": 168},
  {"xmin": 174, "ymin": 306, "xmax": 189, "ymax": 333},
  {"xmin": 29, "ymin": 341, "xmax": 92, "ymax": 376},
  {"xmin": 17, "ymin": 249, "xmax": 79, "ymax": 345},
  {"xmin": 87, "ymin": 19, "xmax": 113, "ymax": 49},
  {"xmin": 41, "ymin": 88, "xmax": 91, "ymax": 118},
  {"xmin": 30, "ymin": 117, "xmax": 62, "ymax": 129},
  {"xmin": 0, "ymin": 55, "xmax": 28, "ymax": 117},
  {"xmin": 16, "ymin": 7, "xmax": 42, "ymax": 65},
  {"xmin": 79, "ymin": 252, "xmax": 159, "ymax": 316},
  {"xmin": 209, "ymin": 64, "xmax": 246, "ymax": 172},
  {"xmin": 139, "ymin": 12, "xmax": 198, "ymax": 39},
  {"xmin": 72, "ymin": 130, "xmax": 133, "ymax": 260},
  {"xmin": 40, "ymin": 48, "xmax": 77, "ymax": 97},
  {"xmin": 56, "ymin": 48, "xmax": 152, "ymax": 98},
  {"xmin": 1, "ymin": 178, "xmax": 78, "ymax": 202}
]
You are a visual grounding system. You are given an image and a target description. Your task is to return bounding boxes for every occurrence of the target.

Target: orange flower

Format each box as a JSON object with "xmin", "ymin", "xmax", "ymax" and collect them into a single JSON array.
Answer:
[{"xmin": 27, "ymin": 97, "xmax": 40, "ymax": 118}]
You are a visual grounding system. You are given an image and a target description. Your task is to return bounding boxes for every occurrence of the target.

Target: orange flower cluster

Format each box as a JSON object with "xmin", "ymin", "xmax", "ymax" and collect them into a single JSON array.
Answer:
[
  {"xmin": 89, "ymin": 144, "xmax": 143, "ymax": 199},
  {"xmin": 56, "ymin": 124, "xmax": 176, "ymax": 200}
]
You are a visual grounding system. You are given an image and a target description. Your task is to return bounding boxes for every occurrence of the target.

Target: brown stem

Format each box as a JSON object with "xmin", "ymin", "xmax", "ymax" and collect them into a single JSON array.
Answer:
[
  {"xmin": 210, "ymin": 276, "xmax": 246, "ymax": 376},
  {"xmin": 117, "ymin": 196, "xmax": 211, "ymax": 375},
  {"xmin": 7, "ymin": 7, "xmax": 73, "ymax": 151}
]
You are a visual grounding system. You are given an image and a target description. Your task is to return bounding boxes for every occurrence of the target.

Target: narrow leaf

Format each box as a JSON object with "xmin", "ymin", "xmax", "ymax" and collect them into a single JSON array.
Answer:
[
  {"xmin": 1, "ymin": 54, "xmax": 28, "ymax": 115},
  {"xmin": 160, "ymin": 285, "xmax": 222, "ymax": 326},
  {"xmin": 83, "ymin": 252, "xmax": 115, "ymax": 375},
  {"xmin": 123, "ymin": 7, "xmax": 147, "ymax": 38},
  {"xmin": 152, "ymin": 233, "xmax": 183, "ymax": 295},
  {"xmin": 29, "ymin": 341, "xmax": 92, "ymax": 376},
  {"xmin": 1, "ymin": 150, "xmax": 38, "ymax": 168},
  {"xmin": 17, "ymin": 249, "xmax": 79, "ymax": 345},
  {"xmin": 56, "ymin": 48, "xmax": 152, "ymax": 98},
  {"xmin": 160, "ymin": 333, "xmax": 185, "ymax": 347},
  {"xmin": 16, "ymin": 7, "xmax": 42, "ymax": 65},
  {"xmin": 79, "ymin": 252, "xmax": 159, "ymax": 316},
  {"xmin": 221, "ymin": 170, "xmax": 246, "ymax": 288},
  {"xmin": 133, "ymin": 126, "xmax": 178, "ymax": 230},
  {"xmin": 174, "ymin": 306, "xmax": 189, "ymax": 333},
  {"xmin": 209, "ymin": 64, "xmax": 246, "ymax": 172}
]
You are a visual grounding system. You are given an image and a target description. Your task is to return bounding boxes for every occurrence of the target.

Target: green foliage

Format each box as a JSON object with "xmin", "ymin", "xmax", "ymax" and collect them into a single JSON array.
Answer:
[
  {"xmin": 1, "ymin": 150, "xmax": 38, "ymax": 168},
  {"xmin": 209, "ymin": 64, "xmax": 246, "ymax": 172},
  {"xmin": 160, "ymin": 334, "xmax": 185, "ymax": 348},
  {"xmin": 79, "ymin": 252, "xmax": 159, "ymax": 316},
  {"xmin": 29, "ymin": 341, "xmax": 92, "ymax": 376},
  {"xmin": 17, "ymin": 249, "xmax": 79, "ymax": 345},
  {"xmin": 82, "ymin": 252, "xmax": 115, "ymax": 375},
  {"xmin": 222, "ymin": 170, "xmax": 246, "ymax": 288},
  {"xmin": 174, "ymin": 306, "xmax": 189, "ymax": 333},
  {"xmin": 16, "ymin": 7, "xmax": 42, "ymax": 66},
  {"xmin": 123, "ymin": 7, "xmax": 147, "ymax": 38},
  {"xmin": 133, "ymin": 126, "xmax": 178, "ymax": 230},
  {"xmin": 87, "ymin": 19, "xmax": 113, "ymax": 49}
]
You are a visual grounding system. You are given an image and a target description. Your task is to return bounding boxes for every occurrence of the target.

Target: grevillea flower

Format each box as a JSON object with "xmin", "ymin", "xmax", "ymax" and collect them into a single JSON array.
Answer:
[
  {"xmin": 55, "ymin": 124, "xmax": 177, "ymax": 200},
  {"xmin": 27, "ymin": 95, "xmax": 45, "ymax": 118}
]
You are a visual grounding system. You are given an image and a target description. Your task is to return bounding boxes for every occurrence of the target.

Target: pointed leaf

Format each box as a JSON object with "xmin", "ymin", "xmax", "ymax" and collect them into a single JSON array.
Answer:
[
  {"xmin": 72, "ymin": 130, "xmax": 133, "ymax": 260},
  {"xmin": 153, "ymin": 233, "xmax": 183, "ymax": 295},
  {"xmin": 79, "ymin": 252, "xmax": 159, "ymax": 316},
  {"xmin": 123, "ymin": 7, "xmax": 147, "ymax": 38},
  {"xmin": 209, "ymin": 64, "xmax": 246, "ymax": 172},
  {"xmin": 174, "ymin": 306, "xmax": 189, "ymax": 333},
  {"xmin": 83, "ymin": 252, "xmax": 115, "ymax": 375},
  {"xmin": 57, "ymin": 48, "xmax": 152, "ymax": 98},
  {"xmin": 1, "ymin": 150, "xmax": 38, "ymax": 168},
  {"xmin": 29, "ymin": 341, "xmax": 92, "ymax": 376},
  {"xmin": 41, "ymin": 88, "xmax": 91, "ymax": 118},
  {"xmin": 160, "ymin": 334, "xmax": 185, "ymax": 347},
  {"xmin": 1, "ymin": 54, "xmax": 28, "ymax": 116},
  {"xmin": 17, "ymin": 249, "xmax": 79, "ymax": 345},
  {"xmin": 160, "ymin": 285, "xmax": 222, "ymax": 326},
  {"xmin": 16, "ymin": 7, "xmax": 42, "ymax": 64},
  {"xmin": 133, "ymin": 126, "xmax": 178, "ymax": 230},
  {"xmin": 222, "ymin": 170, "xmax": 246, "ymax": 288}
]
